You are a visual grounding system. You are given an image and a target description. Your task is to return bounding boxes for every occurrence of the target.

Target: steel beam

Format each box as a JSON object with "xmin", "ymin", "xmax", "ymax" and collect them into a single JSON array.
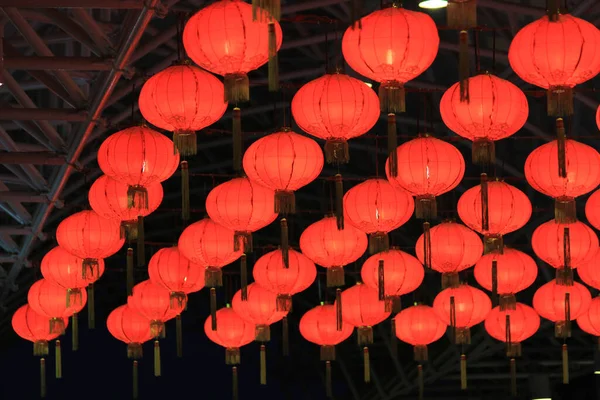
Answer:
[
  {"xmin": 41, "ymin": 9, "xmax": 104, "ymax": 56},
  {"xmin": 4, "ymin": 55, "xmax": 114, "ymax": 70},
  {"xmin": 70, "ymin": 9, "xmax": 114, "ymax": 55},
  {"xmin": 0, "ymin": 126, "xmax": 47, "ymax": 190},
  {"xmin": 0, "ymin": 108, "xmax": 88, "ymax": 121},
  {"xmin": 0, "ymin": 192, "xmax": 48, "ymax": 203},
  {"xmin": 0, "ymin": 0, "xmax": 146, "ymax": 9},
  {"xmin": 0, "ymin": 226, "xmax": 32, "ymax": 235},
  {"xmin": 0, "ymin": 152, "xmax": 65, "ymax": 165}
]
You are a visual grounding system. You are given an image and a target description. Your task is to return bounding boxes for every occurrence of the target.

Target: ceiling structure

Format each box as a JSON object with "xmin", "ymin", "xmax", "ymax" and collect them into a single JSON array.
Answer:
[{"xmin": 0, "ymin": 0, "xmax": 600, "ymax": 399}]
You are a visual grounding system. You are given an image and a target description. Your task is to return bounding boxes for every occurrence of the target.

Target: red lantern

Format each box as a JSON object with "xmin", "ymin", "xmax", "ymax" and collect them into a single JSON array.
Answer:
[
  {"xmin": 457, "ymin": 180, "xmax": 531, "ymax": 253},
  {"xmin": 242, "ymin": 129, "xmax": 323, "ymax": 213},
  {"xmin": 343, "ymin": 178, "xmax": 414, "ymax": 254},
  {"xmin": 56, "ymin": 210, "xmax": 123, "ymax": 280},
  {"xmin": 28, "ymin": 279, "xmax": 86, "ymax": 335},
  {"xmin": 342, "ymin": 4, "xmax": 439, "ymax": 113},
  {"xmin": 508, "ymin": 14, "xmax": 600, "ymax": 116},
  {"xmin": 205, "ymin": 177, "xmax": 278, "ymax": 253},
  {"xmin": 107, "ymin": 304, "xmax": 153, "ymax": 352},
  {"xmin": 526, "ymin": 139, "xmax": 600, "ymax": 223},
  {"xmin": 395, "ymin": 304, "xmax": 445, "ymax": 364},
  {"xmin": 139, "ymin": 63, "xmax": 227, "ymax": 156},
  {"xmin": 128, "ymin": 280, "xmax": 184, "ymax": 338},
  {"xmin": 532, "ymin": 219, "xmax": 598, "ymax": 285},
  {"xmin": 440, "ymin": 73, "xmax": 529, "ymax": 164},
  {"xmin": 585, "ymin": 189, "xmax": 600, "ymax": 230},
  {"xmin": 474, "ymin": 248, "xmax": 537, "ymax": 310},
  {"xmin": 361, "ymin": 248, "xmax": 424, "ymax": 312},
  {"xmin": 299, "ymin": 215, "xmax": 368, "ymax": 287},
  {"xmin": 252, "ymin": 248, "xmax": 317, "ymax": 312},
  {"xmin": 576, "ymin": 297, "xmax": 600, "ymax": 338},
  {"xmin": 578, "ymin": 249, "xmax": 600, "ymax": 290},
  {"xmin": 183, "ymin": 0, "xmax": 283, "ymax": 103},
  {"xmin": 533, "ymin": 279, "xmax": 591, "ymax": 336},
  {"xmin": 232, "ymin": 283, "xmax": 287, "ymax": 341},
  {"xmin": 98, "ymin": 125, "xmax": 179, "ymax": 209},
  {"xmin": 484, "ymin": 303, "xmax": 540, "ymax": 357},
  {"xmin": 386, "ymin": 135, "xmax": 465, "ymax": 219},
  {"xmin": 291, "ymin": 72, "xmax": 380, "ymax": 164},
  {"xmin": 415, "ymin": 220, "xmax": 483, "ymax": 288}
]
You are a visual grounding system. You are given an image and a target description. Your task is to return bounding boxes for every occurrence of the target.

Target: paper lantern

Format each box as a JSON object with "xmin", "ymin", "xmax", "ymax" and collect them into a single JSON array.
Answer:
[
  {"xmin": 232, "ymin": 283, "xmax": 287, "ymax": 343},
  {"xmin": 291, "ymin": 72, "xmax": 380, "ymax": 164},
  {"xmin": 128, "ymin": 280, "xmax": 184, "ymax": 338},
  {"xmin": 576, "ymin": 297, "xmax": 600, "ymax": 338},
  {"xmin": 28, "ymin": 279, "xmax": 86, "ymax": 335},
  {"xmin": 299, "ymin": 215, "xmax": 368, "ymax": 287},
  {"xmin": 242, "ymin": 129, "xmax": 323, "ymax": 213},
  {"xmin": 343, "ymin": 178, "xmax": 414, "ymax": 254},
  {"xmin": 342, "ymin": 4, "xmax": 439, "ymax": 112},
  {"xmin": 508, "ymin": 14, "xmax": 600, "ymax": 116},
  {"xmin": 252, "ymin": 248, "xmax": 317, "ymax": 311},
  {"xmin": 440, "ymin": 73, "xmax": 528, "ymax": 164},
  {"xmin": 395, "ymin": 304, "xmax": 446, "ymax": 362},
  {"xmin": 206, "ymin": 177, "xmax": 278, "ymax": 253},
  {"xmin": 139, "ymin": 63, "xmax": 227, "ymax": 156},
  {"xmin": 585, "ymin": 189, "xmax": 600, "ymax": 230},
  {"xmin": 107, "ymin": 304, "xmax": 153, "ymax": 359},
  {"xmin": 484, "ymin": 303, "xmax": 540, "ymax": 357},
  {"xmin": 386, "ymin": 135, "xmax": 465, "ymax": 219},
  {"xmin": 339, "ymin": 283, "xmax": 390, "ymax": 344}
]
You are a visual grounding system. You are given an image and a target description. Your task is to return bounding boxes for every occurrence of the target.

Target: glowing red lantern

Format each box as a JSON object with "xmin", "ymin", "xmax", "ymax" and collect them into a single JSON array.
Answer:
[
  {"xmin": 232, "ymin": 283, "xmax": 287, "ymax": 342},
  {"xmin": 128, "ymin": 280, "xmax": 184, "ymax": 338},
  {"xmin": 525, "ymin": 139, "xmax": 600, "ymax": 223},
  {"xmin": 252, "ymin": 248, "xmax": 317, "ymax": 311},
  {"xmin": 243, "ymin": 129, "xmax": 323, "ymax": 213},
  {"xmin": 440, "ymin": 73, "xmax": 528, "ymax": 164},
  {"xmin": 508, "ymin": 14, "xmax": 600, "ymax": 116},
  {"xmin": 28, "ymin": 279, "xmax": 86, "ymax": 335},
  {"xmin": 299, "ymin": 215, "xmax": 368, "ymax": 287},
  {"xmin": 578, "ymin": 249, "xmax": 600, "ymax": 290},
  {"xmin": 532, "ymin": 219, "xmax": 598, "ymax": 285},
  {"xmin": 98, "ymin": 125, "xmax": 179, "ymax": 209},
  {"xmin": 343, "ymin": 178, "xmax": 414, "ymax": 254},
  {"xmin": 139, "ymin": 63, "xmax": 227, "ymax": 156},
  {"xmin": 474, "ymin": 248, "xmax": 537, "ymax": 310},
  {"xmin": 585, "ymin": 189, "xmax": 600, "ymax": 230},
  {"xmin": 107, "ymin": 304, "xmax": 153, "ymax": 354},
  {"xmin": 386, "ymin": 135, "xmax": 465, "ymax": 219},
  {"xmin": 576, "ymin": 296, "xmax": 600, "ymax": 338},
  {"xmin": 361, "ymin": 248, "xmax": 424, "ymax": 312},
  {"xmin": 415, "ymin": 220, "xmax": 483, "ymax": 288},
  {"xmin": 457, "ymin": 180, "xmax": 531, "ymax": 253},
  {"xmin": 395, "ymin": 304, "xmax": 445, "ymax": 361},
  {"xmin": 291, "ymin": 72, "xmax": 380, "ymax": 164},
  {"xmin": 342, "ymin": 4, "xmax": 439, "ymax": 113},
  {"xmin": 206, "ymin": 177, "xmax": 277, "ymax": 252},
  {"xmin": 484, "ymin": 303, "xmax": 540, "ymax": 357},
  {"xmin": 183, "ymin": 0, "xmax": 283, "ymax": 102}
]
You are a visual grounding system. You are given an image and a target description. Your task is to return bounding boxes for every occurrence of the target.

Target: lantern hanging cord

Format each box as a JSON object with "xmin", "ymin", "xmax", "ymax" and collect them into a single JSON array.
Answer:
[
  {"xmin": 131, "ymin": 83, "xmax": 135, "ymax": 125},
  {"xmin": 428, "ymin": 93, "xmax": 434, "ymax": 135},
  {"xmin": 492, "ymin": 29, "xmax": 496, "ymax": 73},
  {"xmin": 473, "ymin": 30, "xmax": 481, "ymax": 74},
  {"xmin": 324, "ymin": 30, "xmax": 329, "ymax": 74},
  {"xmin": 375, "ymin": 134, "xmax": 379, "ymax": 178}
]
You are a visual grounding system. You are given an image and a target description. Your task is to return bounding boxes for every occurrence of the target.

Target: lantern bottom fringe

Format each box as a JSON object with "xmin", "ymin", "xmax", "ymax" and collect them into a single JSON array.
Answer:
[
  {"xmin": 415, "ymin": 195, "xmax": 437, "ymax": 220},
  {"xmin": 556, "ymin": 268, "xmax": 574, "ymax": 286},
  {"xmin": 127, "ymin": 343, "xmax": 143, "ymax": 360},
  {"xmin": 472, "ymin": 138, "xmax": 495, "ymax": 166},
  {"xmin": 173, "ymin": 130, "xmax": 197, "ymax": 157},
  {"xmin": 49, "ymin": 317, "xmax": 65, "ymax": 336},
  {"xmin": 414, "ymin": 345, "xmax": 428, "ymax": 362},
  {"xmin": 154, "ymin": 340, "xmax": 161, "ymax": 377},
  {"xmin": 447, "ymin": 1, "xmax": 478, "ymax": 30},
  {"xmin": 484, "ymin": 234, "xmax": 503, "ymax": 255},
  {"xmin": 66, "ymin": 288, "xmax": 82, "ymax": 308},
  {"xmin": 170, "ymin": 292, "xmax": 187, "ymax": 309},
  {"xmin": 562, "ymin": 344, "xmax": 569, "ymax": 384},
  {"xmin": 205, "ymin": 267, "xmax": 223, "ymax": 288},
  {"xmin": 252, "ymin": 0, "xmax": 281, "ymax": 21},
  {"xmin": 232, "ymin": 366, "xmax": 239, "ymax": 400},
  {"xmin": 363, "ymin": 347, "xmax": 370, "ymax": 383},
  {"xmin": 417, "ymin": 364, "xmax": 424, "ymax": 400},
  {"xmin": 82, "ymin": 258, "xmax": 99, "ymax": 281},
  {"xmin": 127, "ymin": 185, "xmax": 148, "ymax": 210},
  {"xmin": 320, "ymin": 345, "xmax": 335, "ymax": 362},
  {"xmin": 224, "ymin": 73, "xmax": 250, "ymax": 104},
  {"xmin": 369, "ymin": 232, "xmax": 389, "ymax": 255},
  {"xmin": 506, "ymin": 342, "xmax": 521, "ymax": 358},
  {"xmin": 274, "ymin": 190, "xmax": 295, "ymax": 214},
  {"xmin": 121, "ymin": 220, "xmax": 138, "ymax": 240},
  {"xmin": 442, "ymin": 272, "xmax": 460, "ymax": 289},
  {"xmin": 226, "ymin": 347, "xmax": 241, "ymax": 365},
  {"xmin": 499, "ymin": 294, "xmax": 516, "ymax": 311},
  {"xmin": 327, "ymin": 266, "xmax": 345, "ymax": 287},
  {"xmin": 40, "ymin": 358, "xmax": 46, "ymax": 398},
  {"xmin": 176, "ymin": 314, "xmax": 183, "ymax": 358},
  {"xmin": 510, "ymin": 358, "xmax": 517, "ymax": 397},
  {"xmin": 357, "ymin": 326, "xmax": 374, "ymax": 346},
  {"xmin": 55, "ymin": 340, "xmax": 62, "ymax": 379},
  {"xmin": 276, "ymin": 294, "xmax": 292, "ymax": 312},
  {"xmin": 133, "ymin": 360, "xmax": 139, "ymax": 400},
  {"xmin": 325, "ymin": 360, "xmax": 332, "ymax": 398},
  {"xmin": 555, "ymin": 321, "xmax": 571, "ymax": 339},
  {"xmin": 260, "ymin": 344, "xmax": 267, "ymax": 385},
  {"xmin": 150, "ymin": 320, "xmax": 166, "ymax": 339},
  {"xmin": 385, "ymin": 296, "xmax": 402, "ymax": 314},
  {"xmin": 555, "ymin": 197, "xmax": 576, "ymax": 224},
  {"xmin": 379, "ymin": 80, "xmax": 405, "ymax": 114},
  {"xmin": 324, "ymin": 139, "xmax": 349, "ymax": 165},
  {"xmin": 234, "ymin": 231, "xmax": 253, "ymax": 253},
  {"xmin": 460, "ymin": 353, "xmax": 468, "ymax": 390},
  {"xmin": 255, "ymin": 324, "xmax": 271, "ymax": 342},
  {"xmin": 34, "ymin": 340, "xmax": 49, "ymax": 357},
  {"xmin": 455, "ymin": 327, "xmax": 471, "ymax": 345},
  {"xmin": 548, "ymin": 86, "xmax": 574, "ymax": 117}
]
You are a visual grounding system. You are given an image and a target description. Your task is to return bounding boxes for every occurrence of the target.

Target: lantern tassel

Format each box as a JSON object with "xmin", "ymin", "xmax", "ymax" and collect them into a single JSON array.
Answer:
[
  {"xmin": 127, "ymin": 185, "xmax": 148, "ymax": 210},
  {"xmin": 423, "ymin": 222, "xmax": 432, "ymax": 270},
  {"xmin": 418, "ymin": 364, "xmax": 424, "ymax": 400},
  {"xmin": 562, "ymin": 344, "xmax": 569, "ymax": 384},
  {"xmin": 387, "ymin": 113, "xmax": 398, "ymax": 178},
  {"xmin": 491, "ymin": 259, "xmax": 498, "ymax": 307},
  {"xmin": 334, "ymin": 174, "xmax": 344, "ymax": 230},
  {"xmin": 133, "ymin": 361, "xmax": 139, "ymax": 400},
  {"xmin": 181, "ymin": 161, "xmax": 190, "ymax": 221},
  {"xmin": 173, "ymin": 130, "xmax": 197, "ymax": 156},
  {"xmin": 137, "ymin": 216, "xmax": 145, "ymax": 267},
  {"xmin": 459, "ymin": 31, "xmax": 470, "ymax": 103},
  {"xmin": 87, "ymin": 283, "xmax": 95, "ymax": 329},
  {"xmin": 232, "ymin": 366, "xmax": 239, "ymax": 400},
  {"xmin": 65, "ymin": 288, "xmax": 82, "ymax": 309},
  {"xmin": 252, "ymin": 0, "xmax": 280, "ymax": 21},
  {"xmin": 275, "ymin": 190, "xmax": 295, "ymax": 214},
  {"xmin": 450, "ymin": 295, "xmax": 457, "ymax": 344},
  {"xmin": 72, "ymin": 313, "xmax": 78, "ymax": 351},
  {"xmin": 49, "ymin": 317, "xmax": 65, "ymax": 336},
  {"xmin": 415, "ymin": 195, "xmax": 437, "ymax": 220},
  {"xmin": 505, "ymin": 314, "xmax": 512, "ymax": 355},
  {"xmin": 276, "ymin": 294, "xmax": 292, "ymax": 312},
  {"xmin": 336, "ymin": 288, "xmax": 343, "ymax": 331},
  {"xmin": 472, "ymin": 138, "xmax": 495, "ymax": 166},
  {"xmin": 510, "ymin": 358, "xmax": 517, "ymax": 396},
  {"xmin": 557, "ymin": 226, "xmax": 574, "ymax": 285},
  {"xmin": 176, "ymin": 314, "xmax": 183, "ymax": 358},
  {"xmin": 460, "ymin": 353, "xmax": 467, "ymax": 390},
  {"xmin": 282, "ymin": 316, "xmax": 289, "ymax": 356},
  {"xmin": 325, "ymin": 361, "xmax": 333, "ymax": 398},
  {"xmin": 386, "ymin": 295, "xmax": 401, "ymax": 314},
  {"xmin": 378, "ymin": 81, "xmax": 405, "ymax": 114},
  {"xmin": 548, "ymin": 86, "xmax": 574, "ymax": 117},
  {"xmin": 241, "ymin": 254, "xmax": 248, "ymax": 301},
  {"xmin": 481, "ymin": 173, "xmax": 489, "ymax": 232},
  {"xmin": 127, "ymin": 248, "xmax": 134, "ymax": 296},
  {"xmin": 324, "ymin": 140, "xmax": 349, "ymax": 164},
  {"xmin": 391, "ymin": 317, "xmax": 397, "ymax": 356},
  {"xmin": 369, "ymin": 232, "xmax": 389, "ymax": 255},
  {"xmin": 40, "ymin": 358, "xmax": 46, "ymax": 398},
  {"xmin": 448, "ymin": 0, "xmax": 477, "ymax": 29},
  {"xmin": 378, "ymin": 259, "xmax": 385, "ymax": 301},
  {"xmin": 154, "ymin": 340, "xmax": 161, "ymax": 377},
  {"xmin": 556, "ymin": 118, "xmax": 567, "ymax": 178},
  {"xmin": 363, "ymin": 347, "xmax": 370, "ymax": 383},
  {"xmin": 55, "ymin": 340, "xmax": 62, "ymax": 379},
  {"xmin": 232, "ymin": 108, "xmax": 242, "ymax": 172},
  {"xmin": 210, "ymin": 287, "xmax": 217, "ymax": 331},
  {"xmin": 234, "ymin": 231, "xmax": 253, "ymax": 253},
  {"xmin": 260, "ymin": 344, "xmax": 267, "ymax": 385},
  {"xmin": 82, "ymin": 258, "xmax": 99, "ymax": 281},
  {"xmin": 281, "ymin": 219, "xmax": 289, "ymax": 269},
  {"xmin": 268, "ymin": 22, "xmax": 279, "ymax": 92},
  {"xmin": 224, "ymin": 73, "xmax": 249, "ymax": 104}
]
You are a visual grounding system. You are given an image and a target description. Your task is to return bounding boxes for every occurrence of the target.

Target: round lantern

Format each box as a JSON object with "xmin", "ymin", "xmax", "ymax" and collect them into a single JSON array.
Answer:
[
  {"xmin": 533, "ymin": 280, "xmax": 591, "ymax": 337},
  {"xmin": 585, "ymin": 189, "xmax": 600, "ymax": 230},
  {"xmin": 252, "ymin": 248, "xmax": 317, "ymax": 312},
  {"xmin": 206, "ymin": 177, "xmax": 278, "ymax": 253},
  {"xmin": 28, "ymin": 278, "xmax": 86, "ymax": 335},
  {"xmin": 342, "ymin": 4, "xmax": 439, "ymax": 113},
  {"xmin": 291, "ymin": 72, "xmax": 380, "ymax": 164},
  {"xmin": 457, "ymin": 179, "xmax": 531, "ymax": 253},
  {"xmin": 508, "ymin": 14, "xmax": 600, "ymax": 116},
  {"xmin": 299, "ymin": 215, "xmax": 368, "ymax": 287},
  {"xmin": 576, "ymin": 297, "xmax": 600, "ymax": 339},
  {"xmin": 56, "ymin": 210, "xmax": 123, "ymax": 281},
  {"xmin": 183, "ymin": 0, "xmax": 283, "ymax": 103},
  {"xmin": 415, "ymin": 220, "xmax": 483, "ymax": 288},
  {"xmin": 395, "ymin": 304, "xmax": 446, "ymax": 362},
  {"xmin": 485, "ymin": 303, "xmax": 539, "ymax": 358},
  {"xmin": 128, "ymin": 280, "xmax": 184, "ymax": 338},
  {"xmin": 343, "ymin": 178, "xmax": 414, "ymax": 254},
  {"xmin": 474, "ymin": 248, "xmax": 537, "ymax": 310},
  {"xmin": 440, "ymin": 73, "xmax": 529, "ymax": 164},
  {"xmin": 361, "ymin": 248, "xmax": 424, "ymax": 312},
  {"xmin": 98, "ymin": 125, "xmax": 179, "ymax": 209},
  {"xmin": 232, "ymin": 283, "xmax": 287, "ymax": 341},
  {"xmin": 107, "ymin": 304, "xmax": 153, "ymax": 358},
  {"xmin": 525, "ymin": 139, "xmax": 600, "ymax": 223},
  {"xmin": 386, "ymin": 135, "xmax": 465, "ymax": 219},
  {"xmin": 578, "ymin": 249, "xmax": 600, "ymax": 290},
  {"xmin": 139, "ymin": 63, "xmax": 227, "ymax": 156},
  {"xmin": 243, "ymin": 129, "xmax": 324, "ymax": 213},
  {"xmin": 532, "ymin": 219, "xmax": 598, "ymax": 285}
]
